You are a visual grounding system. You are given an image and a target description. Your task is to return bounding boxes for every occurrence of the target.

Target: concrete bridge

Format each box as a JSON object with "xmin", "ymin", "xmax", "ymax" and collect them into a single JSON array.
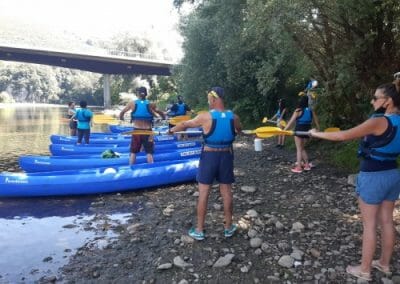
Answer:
[{"xmin": 0, "ymin": 43, "xmax": 176, "ymax": 108}]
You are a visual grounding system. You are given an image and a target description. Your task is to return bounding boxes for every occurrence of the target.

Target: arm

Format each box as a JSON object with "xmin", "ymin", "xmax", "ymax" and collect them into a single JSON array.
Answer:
[
  {"xmin": 284, "ymin": 109, "xmax": 300, "ymax": 130},
  {"xmin": 170, "ymin": 113, "xmax": 207, "ymax": 133},
  {"xmin": 312, "ymin": 110, "xmax": 320, "ymax": 130},
  {"xmin": 150, "ymin": 103, "xmax": 166, "ymax": 120},
  {"xmin": 233, "ymin": 114, "xmax": 243, "ymax": 134},
  {"xmin": 310, "ymin": 117, "xmax": 388, "ymax": 141},
  {"xmin": 119, "ymin": 102, "xmax": 134, "ymax": 120}
]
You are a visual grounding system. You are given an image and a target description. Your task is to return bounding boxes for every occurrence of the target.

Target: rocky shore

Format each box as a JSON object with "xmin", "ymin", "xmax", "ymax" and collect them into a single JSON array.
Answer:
[{"xmin": 2, "ymin": 136, "xmax": 400, "ymax": 283}]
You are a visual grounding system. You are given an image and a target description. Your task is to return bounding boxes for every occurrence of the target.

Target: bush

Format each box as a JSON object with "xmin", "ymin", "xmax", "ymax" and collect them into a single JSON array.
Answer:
[{"xmin": 0, "ymin": 91, "xmax": 15, "ymax": 103}]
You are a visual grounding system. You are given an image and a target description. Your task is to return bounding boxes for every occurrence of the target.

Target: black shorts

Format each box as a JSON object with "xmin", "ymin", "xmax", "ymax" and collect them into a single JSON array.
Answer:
[{"xmin": 294, "ymin": 124, "xmax": 311, "ymax": 138}]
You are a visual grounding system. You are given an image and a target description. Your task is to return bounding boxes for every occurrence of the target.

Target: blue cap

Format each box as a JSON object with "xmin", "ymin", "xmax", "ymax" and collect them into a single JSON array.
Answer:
[{"xmin": 210, "ymin": 86, "xmax": 225, "ymax": 99}]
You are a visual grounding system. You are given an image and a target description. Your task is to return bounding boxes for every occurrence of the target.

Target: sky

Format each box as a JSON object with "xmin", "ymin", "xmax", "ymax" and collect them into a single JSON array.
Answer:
[{"xmin": 0, "ymin": 0, "xmax": 187, "ymax": 60}]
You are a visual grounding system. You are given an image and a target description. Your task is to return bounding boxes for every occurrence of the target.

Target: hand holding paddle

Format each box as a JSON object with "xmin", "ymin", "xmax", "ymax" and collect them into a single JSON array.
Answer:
[{"xmin": 261, "ymin": 117, "xmax": 287, "ymax": 127}]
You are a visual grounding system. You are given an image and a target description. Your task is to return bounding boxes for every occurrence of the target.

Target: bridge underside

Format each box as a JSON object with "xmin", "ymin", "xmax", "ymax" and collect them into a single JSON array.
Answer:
[
  {"xmin": 0, "ymin": 45, "xmax": 172, "ymax": 75},
  {"xmin": 0, "ymin": 45, "xmax": 174, "ymax": 108}
]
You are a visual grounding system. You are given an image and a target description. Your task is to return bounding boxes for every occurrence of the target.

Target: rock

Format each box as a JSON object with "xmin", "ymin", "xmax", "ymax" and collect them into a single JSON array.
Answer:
[
  {"xmin": 250, "ymin": 237, "xmax": 262, "ymax": 248},
  {"xmin": 278, "ymin": 255, "xmax": 294, "ymax": 268},
  {"xmin": 163, "ymin": 204, "xmax": 175, "ymax": 216},
  {"xmin": 180, "ymin": 235, "xmax": 194, "ymax": 244},
  {"xmin": 247, "ymin": 229, "xmax": 258, "ymax": 238},
  {"xmin": 157, "ymin": 263, "xmax": 173, "ymax": 270},
  {"xmin": 246, "ymin": 209, "xmax": 259, "ymax": 218},
  {"xmin": 212, "ymin": 254, "xmax": 235, "ymax": 268},
  {"xmin": 291, "ymin": 222, "xmax": 305, "ymax": 232},
  {"xmin": 241, "ymin": 186, "xmax": 257, "ymax": 193},
  {"xmin": 347, "ymin": 174, "xmax": 358, "ymax": 186},
  {"xmin": 173, "ymin": 256, "xmax": 192, "ymax": 268},
  {"xmin": 310, "ymin": 248, "xmax": 321, "ymax": 258}
]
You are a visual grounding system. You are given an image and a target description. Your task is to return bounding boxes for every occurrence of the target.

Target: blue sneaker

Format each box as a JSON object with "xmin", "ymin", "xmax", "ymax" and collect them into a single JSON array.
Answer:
[
  {"xmin": 224, "ymin": 224, "xmax": 237, "ymax": 238},
  {"xmin": 188, "ymin": 228, "xmax": 205, "ymax": 241}
]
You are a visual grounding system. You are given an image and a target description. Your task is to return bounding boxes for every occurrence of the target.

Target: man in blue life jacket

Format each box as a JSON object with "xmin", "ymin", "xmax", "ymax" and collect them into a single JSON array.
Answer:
[
  {"xmin": 168, "ymin": 95, "xmax": 193, "ymax": 117},
  {"xmin": 72, "ymin": 100, "xmax": 93, "ymax": 144},
  {"xmin": 119, "ymin": 86, "xmax": 165, "ymax": 165},
  {"xmin": 169, "ymin": 86, "xmax": 243, "ymax": 241}
]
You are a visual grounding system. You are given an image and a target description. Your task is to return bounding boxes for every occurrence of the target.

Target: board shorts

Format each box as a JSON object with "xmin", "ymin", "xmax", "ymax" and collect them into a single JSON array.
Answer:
[
  {"xmin": 196, "ymin": 148, "xmax": 234, "ymax": 185},
  {"xmin": 356, "ymin": 168, "xmax": 400, "ymax": 205},
  {"xmin": 131, "ymin": 134, "xmax": 154, "ymax": 154},
  {"xmin": 294, "ymin": 124, "xmax": 311, "ymax": 138}
]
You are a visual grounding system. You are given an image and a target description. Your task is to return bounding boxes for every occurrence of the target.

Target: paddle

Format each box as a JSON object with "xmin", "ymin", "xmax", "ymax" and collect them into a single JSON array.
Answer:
[
  {"xmin": 262, "ymin": 117, "xmax": 287, "ymax": 127},
  {"xmin": 243, "ymin": 126, "xmax": 340, "ymax": 138},
  {"xmin": 121, "ymin": 129, "xmax": 203, "ymax": 136}
]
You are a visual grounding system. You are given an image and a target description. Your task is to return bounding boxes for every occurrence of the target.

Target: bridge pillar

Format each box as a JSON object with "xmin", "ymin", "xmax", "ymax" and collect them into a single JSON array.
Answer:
[{"xmin": 103, "ymin": 74, "xmax": 111, "ymax": 109}]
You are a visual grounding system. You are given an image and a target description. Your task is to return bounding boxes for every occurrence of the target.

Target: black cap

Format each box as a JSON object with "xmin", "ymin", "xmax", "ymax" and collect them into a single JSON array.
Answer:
[{"xmin": 137, "ymin": 87, "xmax": 147, "ymax": 96}]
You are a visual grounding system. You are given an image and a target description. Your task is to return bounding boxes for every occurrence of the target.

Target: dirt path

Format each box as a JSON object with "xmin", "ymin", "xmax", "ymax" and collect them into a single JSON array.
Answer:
[{"xmin": 5, "ymin": 136, "xmax": 400, "ymax": 283}]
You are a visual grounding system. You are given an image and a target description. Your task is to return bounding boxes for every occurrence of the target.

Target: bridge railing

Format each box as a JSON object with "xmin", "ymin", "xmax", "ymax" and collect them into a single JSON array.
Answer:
[
  {"xmin": 105, "ymin": 49, "xmax": 175, "ymax": 63},
  {"xmin": 0, "ymin": 40, "xmax": 177, "ymax": 64}
]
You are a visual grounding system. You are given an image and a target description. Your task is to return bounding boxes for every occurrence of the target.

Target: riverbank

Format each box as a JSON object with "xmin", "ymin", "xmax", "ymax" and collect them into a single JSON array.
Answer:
[{"xmin": 49, "ymin": 136, "xmax": 400, "ymax": 283}]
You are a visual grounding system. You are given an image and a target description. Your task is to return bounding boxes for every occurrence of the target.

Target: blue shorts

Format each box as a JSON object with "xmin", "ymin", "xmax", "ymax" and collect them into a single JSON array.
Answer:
[
  {"xmin": 196, "ymin": 151, "xmax": 234, "ymax": 185},
  {"xmin": 356, "ymin": 169, "xmax": 400, "ymax": 205}
]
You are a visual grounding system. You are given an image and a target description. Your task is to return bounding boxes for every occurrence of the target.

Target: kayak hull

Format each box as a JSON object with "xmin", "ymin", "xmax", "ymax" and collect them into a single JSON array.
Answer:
[
  {"xmin": 0, "ymin": 159, "xmax": 199, "ymax": 197},
  {"xmin": 20, "ymin": 148, "xmax": 201, "ymax": 172},
  {"xmin": 49, "ymin": 141, "xmax": 202, "ymax": 156}
]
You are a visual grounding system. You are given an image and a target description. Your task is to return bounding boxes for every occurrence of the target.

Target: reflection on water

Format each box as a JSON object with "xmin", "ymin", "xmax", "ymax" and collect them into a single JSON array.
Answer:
[
  {"xmin": 0, "ymin": 103, "xmax": 107, "ymax": 157},
  {"xmin": 0, "ymin": 104, "xmax": 131, "ymax": 283},
  {"xmin": 0, "ymin": 197, "xmax": 140, "ymax": 283}
]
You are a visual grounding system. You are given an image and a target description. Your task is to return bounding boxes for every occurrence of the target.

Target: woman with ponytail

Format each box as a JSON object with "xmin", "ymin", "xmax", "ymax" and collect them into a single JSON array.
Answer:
[{"xmin": 310, "ymin": 81, "xmax": 400, "ymax": 281}]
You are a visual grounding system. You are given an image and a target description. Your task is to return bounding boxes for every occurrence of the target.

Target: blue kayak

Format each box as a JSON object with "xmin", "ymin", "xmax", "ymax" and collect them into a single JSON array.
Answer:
[
  {"xmin": 20, "ymin": 147, "xmax": 201, "ymax": 172},
  {"xmin": 0, "ymin": 158, "xmax": 199, "ymax": 197},
  {"xmin": 50, "ymin": 134, "xmax": 176, "ymax": 145},
  {"xmin": 49, "ymin": 140, "xmax": 202, "ymax": 156}
]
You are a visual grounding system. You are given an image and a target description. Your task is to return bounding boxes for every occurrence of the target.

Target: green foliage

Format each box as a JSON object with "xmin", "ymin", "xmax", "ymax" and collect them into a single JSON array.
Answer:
[{"xmin": 329, "ymin": 141, "xmax": 360, "ymax": 173}]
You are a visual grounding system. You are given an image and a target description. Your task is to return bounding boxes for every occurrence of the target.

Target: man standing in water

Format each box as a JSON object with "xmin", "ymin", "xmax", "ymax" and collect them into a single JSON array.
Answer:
[
  {"xmin": 170, "ymin": 87, "xmax": 243, "ymax": 240},
  {"xmin": 119, "ymin": 87, "xmax": 165, "ymax": 165}
]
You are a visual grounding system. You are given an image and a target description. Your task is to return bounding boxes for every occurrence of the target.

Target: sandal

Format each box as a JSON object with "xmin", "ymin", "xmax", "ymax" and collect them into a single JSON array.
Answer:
[
  {"xmin": 372, "ymin": 260, "xmax": 391, "ymax": 274},
  {"xmin": 346, "ymin": 265, "xmax": 371, "ymax": 281}
]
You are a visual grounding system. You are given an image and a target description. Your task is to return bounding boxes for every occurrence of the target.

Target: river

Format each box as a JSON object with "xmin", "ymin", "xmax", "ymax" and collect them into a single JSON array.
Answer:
[{"xmin": 0, "ymin": 104, "xmax": 134, "ymax": 283}]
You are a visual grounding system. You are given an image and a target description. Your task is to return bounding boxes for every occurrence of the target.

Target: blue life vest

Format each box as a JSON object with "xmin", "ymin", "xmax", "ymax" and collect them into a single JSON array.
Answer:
[
  {"xmin": 75, "ymin": 109, "xmax": 91, "ymax": 122},
  {"xmin": 176, "ymin": 103, "xmax": 186, "ymax": 116},
  {"xmin": 131, "ymin": 99, "xmax": 153, "ymax": 121},
  {"xmin": 204, "ymin": 110, "xmax": 236, "ymax": 148},
  {"xmin": 358, "ymin": 114, "xmax": 400, "ymax": 162},
  {"xmin": 296, "ymin": 108, "xmax": 312, "ymax": 125}
]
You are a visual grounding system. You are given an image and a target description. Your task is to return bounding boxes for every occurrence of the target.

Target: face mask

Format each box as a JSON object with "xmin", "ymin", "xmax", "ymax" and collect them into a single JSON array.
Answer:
[{"xmin": 374, "ymin": 106, "xmax": 386, "ymax": 114}]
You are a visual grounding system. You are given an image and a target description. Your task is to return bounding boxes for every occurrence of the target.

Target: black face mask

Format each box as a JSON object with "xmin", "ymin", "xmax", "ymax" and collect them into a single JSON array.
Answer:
[{"xmin": 374, "ymin": 106, "xmax": 386, "ymax": 115}]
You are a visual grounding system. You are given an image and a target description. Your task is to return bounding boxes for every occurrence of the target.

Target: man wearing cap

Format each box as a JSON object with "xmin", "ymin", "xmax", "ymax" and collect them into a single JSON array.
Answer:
[
  {"xmin": 170, "ymin": 86, "xmax": 243, "ymax": 240},
  {"xmin": 119, "ymin": 86, "xmax": 165, "ymax": 165}
]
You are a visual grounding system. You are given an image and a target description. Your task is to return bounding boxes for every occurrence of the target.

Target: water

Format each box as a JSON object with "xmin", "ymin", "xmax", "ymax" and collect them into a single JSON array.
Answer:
[
  {"xmin": 0, "ymin": 104, "xmax": 135, "ymax": 282},
  {"xmin": 0, "ymin": 103, "xmax": 106, "ymax": 156}
]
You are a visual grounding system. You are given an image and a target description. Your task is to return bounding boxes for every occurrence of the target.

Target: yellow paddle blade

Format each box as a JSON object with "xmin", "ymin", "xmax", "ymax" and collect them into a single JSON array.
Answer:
[
  {"xmin": 324, "ymin": 127, "xmax": 340, "ymax": 132},
  {"xmin": 122, "ymin": 130, "xmax": 156, "ymax": 136},
  {"xmin": 169, "ymin": 115, "xmax": 191, "ymax": 125},
  {"xmin": 279, "ymin": 120, "xmax": 287, "ymax": 127},
  {"xmin": 93, "ymin": 117, "xmax": 119, "ymax": 124}
]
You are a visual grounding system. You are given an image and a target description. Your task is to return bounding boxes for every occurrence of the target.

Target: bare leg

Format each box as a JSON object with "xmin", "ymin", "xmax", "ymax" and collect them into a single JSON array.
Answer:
[
  {"xmin": 129, "ymin": 153, "xmax": 136, "ymax": 165},
  {"xmin": 146, "ymin": 153, "xmax": 154, "ymax": 163},
  {"xmin": 300, "ymin": 138, "xmax": 309, "ymax": 164},
  {"xmin": 196, "ymin": 183, "xmax": 211, "ymax": 232},
  {"xmin": 359, "ymin": 197, "xmax": 379, "ymax": 273},
  {"xmin": 377, "ymin": 200, "xmax": 396, "ymax": 267},
  {"xmin": 219, "ymin": 183, "xmax": 233, "ymax": 229},
  {"xmin": 294, "ymin": 136, "xmax": 303, "ymax": 166}
]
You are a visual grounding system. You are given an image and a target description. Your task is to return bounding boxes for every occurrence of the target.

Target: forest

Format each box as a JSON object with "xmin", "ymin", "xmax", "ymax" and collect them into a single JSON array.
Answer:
[{"xmin": 1, "ymin": 0, "xmax": 400, "ymax": 129}]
